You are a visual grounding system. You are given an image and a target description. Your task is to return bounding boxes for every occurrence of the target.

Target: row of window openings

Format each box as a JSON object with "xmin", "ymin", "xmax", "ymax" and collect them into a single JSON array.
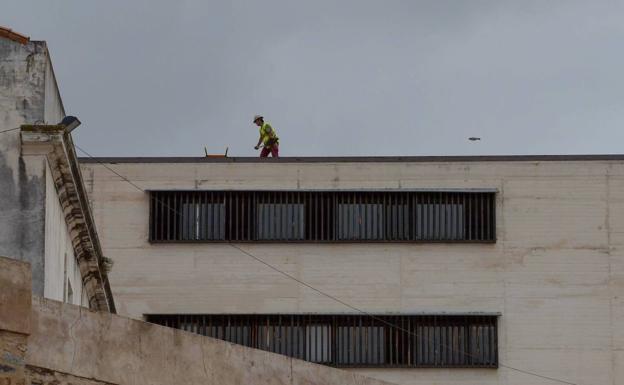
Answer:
[
  {"xmin": 183, "ymin": 324, "xmax": 494, "ymax": 365},
  {"xmin": 179, "ymin": 202, "xmax": 467, "ymax": 241}
]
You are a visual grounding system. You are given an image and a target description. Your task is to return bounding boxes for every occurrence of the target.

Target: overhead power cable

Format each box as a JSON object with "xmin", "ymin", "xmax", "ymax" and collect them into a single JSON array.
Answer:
[
  {"xmin": 75, "ymin": 145, "xmax": 146, "ymax": 192},
  {"xmin": 74, "ymin": 144, "xmax": 581, "ymax": 385},
  {"xmin": 0, "ymin": 127, "xmax": 21, "ymax": 134},
  {"xmin": 227, "ymin": 243, "xmax": 578, "ymax": 385}
]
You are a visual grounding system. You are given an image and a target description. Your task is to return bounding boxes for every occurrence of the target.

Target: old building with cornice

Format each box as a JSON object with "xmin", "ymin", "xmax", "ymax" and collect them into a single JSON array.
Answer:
[{"xmin": 0, "ymin": 31, "xmax": 114, "ymax": 311}]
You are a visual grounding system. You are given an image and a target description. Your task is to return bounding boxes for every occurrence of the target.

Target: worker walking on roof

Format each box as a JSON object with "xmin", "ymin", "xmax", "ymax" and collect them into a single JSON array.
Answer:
[{"xmin": 253, "ymin": 115, "xmax": 279, "ymax": 158}]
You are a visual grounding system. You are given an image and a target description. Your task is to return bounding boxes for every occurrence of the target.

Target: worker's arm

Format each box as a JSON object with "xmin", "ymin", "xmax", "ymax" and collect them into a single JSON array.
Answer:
[{"xmin": 254, "ymin": 136, "xmax": 263, "ymax": 150}]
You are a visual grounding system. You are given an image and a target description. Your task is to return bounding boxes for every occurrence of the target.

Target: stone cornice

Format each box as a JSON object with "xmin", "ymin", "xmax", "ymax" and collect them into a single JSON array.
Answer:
[{"xmin": 20, "ymin": 125, "xmax": 115, "ymax": 313}]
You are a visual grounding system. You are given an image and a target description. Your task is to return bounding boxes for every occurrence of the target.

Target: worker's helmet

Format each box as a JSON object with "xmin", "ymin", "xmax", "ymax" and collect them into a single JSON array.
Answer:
[{"xmin": 253, "ymin": 115, "xmax": 263, "ymax": 123}]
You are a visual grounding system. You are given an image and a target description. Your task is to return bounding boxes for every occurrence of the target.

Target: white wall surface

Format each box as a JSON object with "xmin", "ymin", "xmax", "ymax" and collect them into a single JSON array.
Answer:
[
  {"xmin": 43, "ymin": 57, "xmax": 65, "ymax": 125},
  {"xmin": 81, "ymin": 159, "xmax": 624, "ymax": 385},
  {"xmin": 44, "ymin": 161, "xmax": 84, "ymax": 306}
]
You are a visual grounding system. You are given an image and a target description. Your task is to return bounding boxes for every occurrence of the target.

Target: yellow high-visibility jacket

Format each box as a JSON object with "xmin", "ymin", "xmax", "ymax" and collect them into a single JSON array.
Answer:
[{"xmin": 260, "ymin": 122, "xmax": 279, "ymax": 146}]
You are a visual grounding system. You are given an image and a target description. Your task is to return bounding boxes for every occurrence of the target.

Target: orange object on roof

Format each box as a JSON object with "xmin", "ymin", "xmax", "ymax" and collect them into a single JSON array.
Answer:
[
  {"xmin": 204, "ymin": 146, "xmax": 229, "ymax": 158},
  {"xmin": 0, "ymin": 26, "xmax": 30, "ymax": 45}
]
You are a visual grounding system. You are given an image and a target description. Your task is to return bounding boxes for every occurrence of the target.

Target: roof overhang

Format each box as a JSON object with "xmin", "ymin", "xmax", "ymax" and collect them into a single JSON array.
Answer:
[{"xmin": 0, "ymin": 26, "xmax": 30, "ymax": 45}]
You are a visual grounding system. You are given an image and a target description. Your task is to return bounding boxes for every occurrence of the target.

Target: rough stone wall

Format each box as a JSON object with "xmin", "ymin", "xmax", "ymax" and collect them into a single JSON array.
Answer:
[
  {"xmin": 0, "ymin": 256, "xmax": 31, "ymax": 385},
  {"xmin": 1, "ymin": 331, "xmax": 27, "ymax": 385}
]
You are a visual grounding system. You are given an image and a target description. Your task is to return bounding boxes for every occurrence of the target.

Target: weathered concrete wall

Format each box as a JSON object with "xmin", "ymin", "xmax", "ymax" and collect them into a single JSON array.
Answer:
[
  {"xmin": 80, "ymin": 159, "xmax": 624, "ymax": 385},
  {"xmin": 1, "ymin": 256, "xmax": 397, "ymax": 385},
  {"xmin": 0, "ymin": 37, "xmax": 65, "ymax": 297},
  {"xmin": 0, "ymin": 39, "xmax": 47, "ymax": 126},
  {"xmin": 0, "ymin": 37, "xmax": 64, "ymax": 125},
  {"xmin": 26, "ymin": 296, "xmax": 397, "ymax": 385},
  {"xmin": 0, "ymin": 134, "xmax": 47, "ymax": 296}
]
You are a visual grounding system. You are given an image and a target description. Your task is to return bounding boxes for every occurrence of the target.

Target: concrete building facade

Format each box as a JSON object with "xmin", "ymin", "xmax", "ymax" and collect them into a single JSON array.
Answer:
[
  {"xmin": 0, "ymin": 32, "xmax": 114, "ymax": 311},
  {"xmin": 80, "ymin": 156, "xmax": 624, "ymax": 385}
]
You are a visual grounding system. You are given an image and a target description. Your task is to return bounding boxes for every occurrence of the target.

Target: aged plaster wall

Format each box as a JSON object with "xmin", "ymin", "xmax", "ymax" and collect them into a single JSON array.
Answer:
[
  {"xmin": 42, "ymin": 57, "xmax": 64, "ymax": 125},
  {"xmin": 0, "ymin": 39, "xmax": 46, "ymax": 126},
  {"xmin": 44, "ymin": 161, "xmax": 84, "ymax": 305},
  {"xmin": 80, "ymin": 159, "xmax": 624, "ymax": 385},
  {"xmin": 0, "ymin": 37, "xmax": 66, "ymax": 297},
  {"xmin": 0, "ymin": 37, "xmax": 47, "ymax": 293},
  {"xmin": 0, "ymin": 138, "xmax": 46, "ymax": 296}
]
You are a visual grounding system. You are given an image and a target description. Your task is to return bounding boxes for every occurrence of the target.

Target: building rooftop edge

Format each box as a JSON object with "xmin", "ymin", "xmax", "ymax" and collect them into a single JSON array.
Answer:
[{"xmin": 78, "ymin": 154, "xmax": 624, "ymax": 164}]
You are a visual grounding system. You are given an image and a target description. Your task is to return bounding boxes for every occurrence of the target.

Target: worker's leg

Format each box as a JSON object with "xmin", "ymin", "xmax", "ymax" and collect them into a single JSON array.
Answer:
[
  {"xmin": 260, "ymin": 147, "xmax": 271, "ymax": 157},
  {"xmin": 270, "ymin": 144, "xmax": 279, "ymax": 158}
]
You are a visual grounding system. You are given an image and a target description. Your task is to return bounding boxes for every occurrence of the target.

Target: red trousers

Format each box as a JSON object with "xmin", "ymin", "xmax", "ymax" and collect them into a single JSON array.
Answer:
[{"xmin": 260, "ymin": 144, "xmax": 279, "ymax": 158}]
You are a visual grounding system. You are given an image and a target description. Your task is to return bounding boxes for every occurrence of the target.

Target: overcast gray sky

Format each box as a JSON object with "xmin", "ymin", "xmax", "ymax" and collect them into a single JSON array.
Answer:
[{"xmin": 4, "ymin": 1, "xmax": 624, "ymax": 157}]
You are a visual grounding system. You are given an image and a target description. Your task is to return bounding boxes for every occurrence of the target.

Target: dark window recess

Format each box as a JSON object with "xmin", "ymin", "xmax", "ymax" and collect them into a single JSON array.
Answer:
[
  {"xmin": 146, "ymin": 314, "xmax": 498, "ymax": 368},
  {"xmin": 337, "ymin": 203, "xmax": 385, "ymax": 240},
  {"xmin": 256, "ymin": 192, "xmax": 305, "ymax": 240},
  {"xmin": 149, "ymin": 191, "xmax": 496, "ymax": 242}
]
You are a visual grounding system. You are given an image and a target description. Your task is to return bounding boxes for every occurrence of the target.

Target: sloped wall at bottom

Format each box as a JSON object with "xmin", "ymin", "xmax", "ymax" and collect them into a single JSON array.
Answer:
[
  {"xmin": 26, "ymin": 296, "xmax": 397, "ymax": 385},
  {"xmin": 27, "ymin": 366, "xmax": 116, "ymax": 385}
]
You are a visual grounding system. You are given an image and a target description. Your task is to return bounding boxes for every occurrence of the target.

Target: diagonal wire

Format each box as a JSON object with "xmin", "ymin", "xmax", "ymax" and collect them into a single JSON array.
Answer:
[
  {"xmin": 0, "ymin": 127, "xmax": 20, "ymax": 134},
  {"xmin": 227, "ymin": 243, "xmax": 578, "ymax": 385},
  {"xmin": 75, "ymin": 144, "xmax": 146, "ymax": 192},
  {"xmin": 74, "ymin": 144, "xmax": 581, "ymax": 385}
]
